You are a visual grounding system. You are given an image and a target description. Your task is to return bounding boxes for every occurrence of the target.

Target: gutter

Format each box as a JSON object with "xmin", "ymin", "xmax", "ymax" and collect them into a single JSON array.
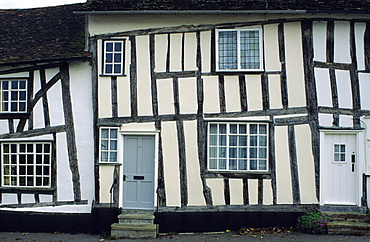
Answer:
[{"xmin": 74, "ymin": 10, "xmax": 307, "ymax": 15}]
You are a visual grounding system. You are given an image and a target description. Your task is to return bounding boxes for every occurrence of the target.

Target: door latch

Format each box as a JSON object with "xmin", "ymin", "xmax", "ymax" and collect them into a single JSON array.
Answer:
[
  {"xmin": 123, "ymin": 175, "xmax": 126, "ymax": 181},
  {"xmin": 351, "ymin": 152, "xmax": 355, "ymax": 172}
]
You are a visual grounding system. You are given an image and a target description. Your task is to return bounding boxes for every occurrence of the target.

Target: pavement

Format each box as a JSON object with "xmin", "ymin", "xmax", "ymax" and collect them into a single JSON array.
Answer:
[{"xmin": 0, "ymin": 231, "xmax": 370, "ymax": 242}]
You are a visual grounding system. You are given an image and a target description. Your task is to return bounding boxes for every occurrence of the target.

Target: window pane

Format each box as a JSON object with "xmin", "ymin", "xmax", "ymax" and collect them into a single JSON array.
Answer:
[
  {"xmin": 250, "ymin": 136, "xmax": 257, "ymax": 146},
  {"xmin": 106, "ymin": 42, "xmax": 113, "ymax": 51},
  {"xmin": 239, "ymin": 159, "xmax": 248, "ymax": 170},
  {"xmin": 105, "ymin": 64, "xmax": 113, "ymax": 74},
  {"xmin": 101, "ymin": 129, "xmax": 109, "ymax": 138},
  {"xmin": 259, "ymin": 160, "xmax": 267, "ymax": 170},
  {"xmin": 110, "ymin": 152, "xmax": 117, "ymax": 162},
  {"xmin": 19, "ymin": 81, "xmax": 26, "ymax": 89},
  {"xmin": 219, "ymin": 135, "xmax": 226, "ymax": 146},
  {"xmin": 101, "ymin": 140, "xmax": 108, "ymax": 150},
  {"xmin": 250, "ymin": 160, "xmax": 257, "ymax": 170},
  {"xmin": 239, "ymin": 148, "xmax": 248, "ymax": 158},
  {"xmin": 219, "ymin": 147, "xmax": 227, "ymax": 158},
  {"xmin": 114, "ymin": 42, "xmax": 122, "ymax": 51},
  {"xmin": 340, "ymin": 145, "xmax": 345, "ymax": 152},
  {"xmin": 209, "ymin": 135, "xmax": 217, "ymax": 146},
  {"xmin": 101, "ymin": 152, "xmax": 108, "ymax": 162},
  {"xmin": 106, "ymin": 53, "xmax": 113, "ymax": 63},
  {"xmin": 240, "ymin": 30, "xmax": 260, "ymax": 69},
  {"xmin": 240, "ymin": 136, "xmax": 247, "ymax": 146},
  {"xmin": 110, "ymin": 140, "xmax": 117, "ymax": 150},
  {"xmin": 229, "ymin": 159, "xmax": 237, "ymax": 170},
  {"xmin": 230, "ymin": 124, "xmax": 237, "ymax": 134},
  {"xmin": 239, "ymin": 124, "xmax": 247, "ymax": 134},
  {"xmin": 114, "ymin": 53, "xmax": 122, "ymax": 63},
  {"xmin": 229, "ymin": 136, "xmax": 237, "ymax": 146},
  {"xmin": 209, "ymin": 147, "xmax": 217, "ymax": 158},
  {"xmin": 219, "ymin": 124, "xmax": 226, "ymax": 134},
  {"xmin": 334, "ymin": 144, "xmax": 339, "ymax": 153},
  {"xmin": 114, "ymin": 64, "xmax": 122, "ymax": 74},
  {"xmin": 259, "ymin": 136, "xmax": 267, "ymax": 146},
  {"xmin": 218, "ymin": 31, "xmax": 237, "ymax": 70},
  {"xmin": 249, "ymin": 148, "xmax": 257, "ymax": 158},
  {"xmin": 219, "ymin": 159, "xmax": 226, "ymax": 169},
  {"xmin": 334, "ymin": 153, "xmax": 339, "ymax": 162},
  {"xmin": 11, "ymin": 81, "xmax": 18, "ymax": 89},
  {"xmin": 229, "ymin": 148, "xmax": 237, "ymax": 158},
  {"xmin": 259, "ymin": 148, "xmax": 267, "ymax": 158},
  {"xmin": 209, "ymin": 159, "xmax": 217, "ymax": 169}
]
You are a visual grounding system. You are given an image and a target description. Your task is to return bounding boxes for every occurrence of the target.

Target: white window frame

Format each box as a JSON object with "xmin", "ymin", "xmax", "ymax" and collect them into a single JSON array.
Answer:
[
  {"xmin": 0, "ymin": 79, "xmax": 28, "ymax": 113},
  {"xmin": 216, "ymin": 28, "xmax": 263, "ymax": 72},
  {"xmin": 99, "ymin": 127, "xmax": 119, "ymax": 163},
  {"xmin": 1, "ymin": 142, "xmax": 52, "ymax": 188},
  {"xmin": 103, "ymin": 40, "xmax": 125, "ymax": 76},
  {"xmin": 333, "ymin": 143, "xmax": 346, "ymax": 163},
  {"xmin": 207, "ymin": 122, "xmax": 268, "ymax": 172}
]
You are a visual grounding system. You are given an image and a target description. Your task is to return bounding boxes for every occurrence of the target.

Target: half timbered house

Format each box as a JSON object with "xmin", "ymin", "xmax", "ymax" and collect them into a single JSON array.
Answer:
[{"xmin": 2, "ymin": 0, "xmax": 370, "ymax": 235}]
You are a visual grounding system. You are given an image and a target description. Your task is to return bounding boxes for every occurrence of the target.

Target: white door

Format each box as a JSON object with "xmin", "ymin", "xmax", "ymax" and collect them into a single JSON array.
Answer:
[
  {"xmin": 123, "ymin": 136, "xmax": 155, "ymax": 209},
  {"xmin": 323, "ymin": 134, "xmax": 357, "ymax": 205}
]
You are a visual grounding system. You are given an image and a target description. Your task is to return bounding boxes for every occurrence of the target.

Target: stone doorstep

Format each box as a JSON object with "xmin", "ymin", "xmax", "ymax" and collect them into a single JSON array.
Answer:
[
  {"xmin": 118, "ymin": 213, "xmax": 155, "ymax": 220},
  {"xmin": 111, "ymin": 223, "xmax": 158, "ymax": 239},
  {"xmin": 111, "ymin": 223, "xmax": 158, "ymax": 231},
  {"xmin": 327, "ymin": 221, "xmax": 370, "ymax": 235},
  {"xmin": 323, "ymin": 212, "xmax": 369, "ymax": 222},
  {"xmin": 120, "ymin": 209, "xmax": 154, "ymax": 214}
]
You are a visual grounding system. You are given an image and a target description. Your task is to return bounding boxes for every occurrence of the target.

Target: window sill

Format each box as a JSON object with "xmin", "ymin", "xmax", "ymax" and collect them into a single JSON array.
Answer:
[
  {"xmin": 97, "ymin": 162, "xmax": 121, "ymax": 166},
  {"xmin": 205, "ymin": 171, "xmax": 271, "ymax": 179},
  {"xmin": 213, "ymin": 70, "xmax": 264, "ymax": 75},
  {"xmin": 99, "ymin": 74, "xmax": 127, "ymax": 77},
  {"xmin": 0, "ymin": 187, "xmax": 55, "ymax": 193}
]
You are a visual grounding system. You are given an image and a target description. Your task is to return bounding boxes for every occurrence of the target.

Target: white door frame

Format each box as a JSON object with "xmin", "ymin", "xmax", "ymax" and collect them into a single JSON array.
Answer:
[
  {"xmin": 319, "ymin": 129, "xmax": 365, "ymax": 206},
  {"xmin": 118, "ymin": 130, "xmax": 159, "ymax": 209}
]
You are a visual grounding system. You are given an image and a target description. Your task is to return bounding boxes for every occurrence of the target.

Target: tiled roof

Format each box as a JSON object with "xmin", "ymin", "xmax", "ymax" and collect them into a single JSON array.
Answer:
[
  {"xmin": 0, "ymin": 4, "xmax": 90, "ymax": 66},
  {"xmin": 80, "ymin": 0, "xmax": 370, "ymax": 12}
]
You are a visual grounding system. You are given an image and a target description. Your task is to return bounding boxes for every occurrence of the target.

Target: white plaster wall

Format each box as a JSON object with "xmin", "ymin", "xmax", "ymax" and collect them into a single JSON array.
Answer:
[
  {"xmin": 334, "ymin": 21, "xmax": 351, "ymax": 63},
  {"xmin": 99, "ymin": 166, "xmax": 115, "ymax": 203},
  {"xmin": 264, "ymin": 24, "xmax": 280, "ymax": 71},
  {"xmin": 248, "ymin": 179, "xmax": 258, "ymax": 205},
  {"xmin": 275, "ymin": 126, "xmax": 293, "ymax": 204},
  {"xmin": 184, "ymin": 32, "xmax": 197, "ymax": 71},
  {"xmin": 229, "ymin": 178, "xmax": 243, "ymax": 205},
  {"xmin": 319, "ymin": 113, "xmax": 334, "ymax": 127},
  {"xmin": 203, "ymin": 76, "xmax": 220, "ymax": 114},
  {"xmin": 98, "ymin": 77, "xmax": 112, "ymax": 118},
  {"xmin": 246, "ymin": 75, "xmax": 262, "ymax": 111},
  {"xmin": 224, "ymin": 75, "xmax": 241, "ymax": 112},
  {"xmin": 359, "ymin": 73, "xmax": 370, "ymax": 110},
  {"xmin": 184, "ymin": 120, "xmax": 206, "ymax": 206},
  {"xmin": 157, "ymin": 78, "xmax": 175, "ymax": 115},
  {"xmin": 295, "ymin": 124, "xmax": 317, "ymax": 204},
  {"xmin": 32, "ymin": 70, "xmax": 46, "ymax": 129},
  {"xmin": 155, "ymin": 34, "xmax": 168, "ymax": 73},
  {"xmin": 268, "ymin": 74, "xmax": 283, "ymax": 109},
  {"xmin": 284, "ymin": 22, "xmax": 306, "ymax": 108},
  {"xmin": 48, "ymin": 80, "xmax": 64, "ymax": 127},
  {"xmin": 161, "ymin": 121, "xmax": 181, "ymax": 206},
  {"xmin": 170, "ymin": 33, "xmax": 182, "ymax": 72},
  {"xmin": 179, "ymin": 77, "xmax": 197, "ymax": 114},
  {"xmin": 313, "ymin": 21, "xmax": 327, "ymax": 62},
  {"xmin": 263, "ymin": 179, "xmax": 273, "ymax": 205},
  {"xmin": 21, "ymin": 194, "xmax": 34, "ymax": 204},
  {"xmin": 39, "ymin": 195, "xmax": 53, "ymax": 203},
  {"xmin": 336, "ymin": 70, "xmax": 353, "ymax": 109},
  {"xmin": 56, "ymin": 132, "xmax": 74, "ymax": 201},
  {"xmin": 315, "ymin": 68, "xmax": 332, "ymax": 107},
  {"xmin": 339, "ymin": 115, "xmax": 354, "ymax": 127},
  {"xmin": 136, "ymin": 35, "xmax": 153, "ymax": 116},
  {"xmin": 355, "ymin": 22, "xmax": 366, "ymax": 70},
  {"xmin": 121, "ymin": 122, "xmax": 156, "ymax": 131},
  {"xmin": 117, "ymin": 76, "xmax": 131, "ymax": 117},
  {"xmin": 207, "ymin": 178, "xmax": 224, "ymax": 206},
  {"xmin": 200, "ymin": 31, "xmax": 212, "ymax": 73}
]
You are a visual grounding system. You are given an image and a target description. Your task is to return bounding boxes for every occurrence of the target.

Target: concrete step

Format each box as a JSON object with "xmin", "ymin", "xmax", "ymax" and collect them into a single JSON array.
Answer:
[
  {"xmin": 324, "ymin": 212, "xmax": 369, "ymax": 223},
  {"xmin": 111, "ymin": 223, "xmax": 158, "ymax": 238},
  {"xmin": 327, "ymin": 221, "xmax": 370, "ymax": 235},
  {"xmin": 121, "ymin": 209, "xmax": 154, "ymax": 214},
  {"xmin": 118, "ymin": 213, "xmax": 155, "ymax": 224}
]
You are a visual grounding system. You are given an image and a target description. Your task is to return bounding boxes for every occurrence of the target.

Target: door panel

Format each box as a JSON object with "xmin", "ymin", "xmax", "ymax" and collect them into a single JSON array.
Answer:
[
  {"xmin": 123, "ymin": 136, "xmax": 155, "ymax": 209},
  {"xmin": 324, "ymin": 134, "xmax": 357, "ymax": 205}
]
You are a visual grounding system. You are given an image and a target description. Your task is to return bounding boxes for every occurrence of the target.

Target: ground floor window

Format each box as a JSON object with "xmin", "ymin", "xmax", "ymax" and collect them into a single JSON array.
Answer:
[
  {"xmin": 99, "ymin": 127, "xmax": 118, "ymax": 162},
  {"xmin": 1, "ymin": 142, "xmax": 52, "ymax": 187},
  {"xmin": 208, "ymin": 122, "xmax": 268, "ymax": 171}
]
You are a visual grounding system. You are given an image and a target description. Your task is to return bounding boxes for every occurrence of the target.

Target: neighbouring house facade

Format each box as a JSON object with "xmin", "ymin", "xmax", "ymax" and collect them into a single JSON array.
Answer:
[{"xmin": 1, "ymin": 0, "xmax": 370, "ymax": 234}]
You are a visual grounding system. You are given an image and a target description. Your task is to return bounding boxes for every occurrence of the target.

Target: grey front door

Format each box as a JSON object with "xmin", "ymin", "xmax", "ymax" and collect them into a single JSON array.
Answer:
[{"xmin": 123, "ymin": 135, "xmax": 155, "ymax": 209}]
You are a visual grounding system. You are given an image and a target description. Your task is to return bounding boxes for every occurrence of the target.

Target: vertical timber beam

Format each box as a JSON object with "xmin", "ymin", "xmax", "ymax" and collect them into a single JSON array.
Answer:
[
  {"xmin": 218, "ymin": 75, "xmax": 226, "ymax": 113},
  {"xmin": 301, "ymin": 21, "xmax": 320, "ymax": 201},
  {"xmin": 224, "ymin": 178, "xmax": 230, "ymax": 205},
  {"xmin": 278, "ymin": 23, "xmax": 288, "ymax": 109},
  {"xmin": 129, "ymin": 35, "xmax": 138, "ymax": 117},
  {"xmin": 288, "ymin": 125, "xmax": 300, "ymax": 204},
  {"xmin": 261, "ymin": 72, "xmax": 270, "ymax": 111},
  {"xmin": 269, "ymin": 120, "xmax": 277, "ymax": 204},
  {"xmin": 60, "ymin": 63, "xmax": 81, "ymax": 202},
  {"xmin": 239, "ymin": 75, "xmax": 248, "ymax": 112},
  {"xmin": 28, "ymin": 71, "xmax": 34, "ymax": 130},
  {"xmin": 350, "ymin": 21, "xmax": 361, "ymax": 128},
  {"xmin": 111, "ymin": 76, "xmax": 118, "ymax": 118},
  {"xmin": 52, "ymin": 133, "xmax": 58, "ymax": 202},
  {"xmin": 243, "ymin": 178, "xmax": 249, "ymax": 205},
  {"xmin": 364, "ymin": 22, "xmax": 370, "ymax": 70},
  {"xmin": 40, "ymin": 69, "xmax": 51, "ymax": 127},
  {"xmin": 327, "ymin": 21, "xmax": 339, "ymax": 126}
]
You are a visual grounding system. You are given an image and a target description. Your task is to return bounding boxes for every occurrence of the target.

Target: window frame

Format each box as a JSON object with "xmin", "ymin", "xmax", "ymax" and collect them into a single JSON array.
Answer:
[
  {"xmin": 0, "ymin": 78, "xmax": 29, "ymax": 114},
  {"xmin": 1, "ymin": 142, "xmax": 53, "ymax": 188},
  {"xmin": 102, "ymin": 39, "xmax": 126, "ymax": 76},
  {"xmin": 207, "ymin": 122, "xmax": 269, "ymax": 172},
  {"xmin": 99, "ymin": 127, "xmax": 119, "ymax": 163},
  {"xmin": 215, "ymin": 28, "xmax": 263, "ymax": 72}
]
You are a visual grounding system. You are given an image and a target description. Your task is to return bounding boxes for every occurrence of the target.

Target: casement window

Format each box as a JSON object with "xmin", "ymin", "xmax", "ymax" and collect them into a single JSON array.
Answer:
[
  {"xmin": 1, "ymin": 143, "xmax": 52, "ymax": 188},
  {"xmin": 103, "ymin": 40, "xmax": 125, "ymax": 75},
  {"xmin": 0, "ymin": 79, "xmax": 27, "ymax": 113},
  {"xmin": 208, "ymin": 123, "xmax": 268, "ymax": 171},
  {"xmin": 216, "ymin": 28, "xmax": 263, "ymax": 71},
  {"xmin": 100, "ymin": 128, "xmax": 118, "ymax": 162}
]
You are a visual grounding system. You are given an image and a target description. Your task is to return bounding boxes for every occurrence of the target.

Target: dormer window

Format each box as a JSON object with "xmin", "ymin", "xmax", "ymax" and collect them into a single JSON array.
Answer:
[
  {"xmin": 216, "ymin": 28, "xmax": 263, "ymax": 72},
  {"xmin": 103, "ymin": 40, "xmax": 125, "ymax": 75}
]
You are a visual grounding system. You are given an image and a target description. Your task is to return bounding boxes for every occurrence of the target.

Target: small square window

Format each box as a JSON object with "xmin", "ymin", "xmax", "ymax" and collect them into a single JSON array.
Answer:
[
  {"xmin": 103, "ymin": 40, "xmax": 125, "ymax": 75},
  {"xmin": 100, "ymin": 128, "xmax": 119, "ymax": 162},
  {"xmin": 0, "ymin": 79, "xmax": 28, "ymax": 113}
]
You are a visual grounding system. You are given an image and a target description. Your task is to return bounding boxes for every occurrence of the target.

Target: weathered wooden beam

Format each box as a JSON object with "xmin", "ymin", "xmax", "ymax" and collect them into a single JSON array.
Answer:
[
  {"xmin": 326, "ymin": 21, "xmax": 335, "ymax": 63},
  {"xmin": 40, "ymin": 69, "xmax": 51, "ymax": 127},
  {"xmin": 288, "ymin": 125, "xmax": 301, "ymax": 205},
  {"xmin": 30, "ymin": 72, "xmax": 61, "ymax": 109},
  {"xmin": 269, "ymin": 118, "xmax": 277, "ymax": 205},
  {"xmin": 224, "ymin": 178, "xmax": 230, "ymax": 205},
  {"xmin": 52, "ymin": 133, "xmax": 58, "ymax": 202},
  {"xmin": 156, "ymin": 71, "xmax": 197, "ymax": 79},
  {"xmin": 0, "ymin": 125, "xmax": 65, "ymax": 139},
  {"xmin": 278, "ymin": 23, "xmax": 288, "ymax": 109},
  {"xmin": 350, "ymin": 21, "xmax": 361, "ymax": 128},
  {"xmin": 176, "ymin": 118, "xmax": 188, "ymax": 207},
  {"xmin": 258, "ymin": 179, "xmax": 263, "ymax": 205},
  {"xmin": 155, "ymin": 121, "xmax": 166, "ymax": 206},
  {"xmin": 218, "ymin": 75, "xmax": 226, "ymax": 113},
  {"xmin": 129, "ymin": 35, "xmax": 138, "ymax": 117},
  {"xmin": 27, "ymin": 71, "xmax": 34, "ymax": 131},
  {"xmin": 274, "ymin": 116, "xmax": 309, "ymax": 126},
  {"xmin": 314, "ymin": 61, "xmax": 352, "ymax": 70},
  {"xmin": 166, "ymin": 33, "xmax": 171, "ymax": 72},
  {"xmin": 0, "ymin": 200, "xmax": 88, "ymax": 209},
  {"xmin": 149, "ymin": 34, "xmax": 159, "ymax": 117},
  {"xmin": 243, "ymin": 178, "xmax": 249, "ymax": 205},
  {"xmin": 239, "ymin": 75, "xmax": 248, "ymax": 112},
  {"xmin": 111, "ymin": 76, "xmax": 118, "ymax": 117},
  {"xmin": 365, "ymin": 22, "xmax": 370, "ymax": 70}
]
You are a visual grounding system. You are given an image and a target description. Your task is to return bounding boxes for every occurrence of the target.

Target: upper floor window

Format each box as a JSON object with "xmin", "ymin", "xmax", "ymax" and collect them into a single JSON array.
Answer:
[
  {"xmin": 103, "ymin": 40, "xmax": 125, "ymax": 75},
  {"xmin": 0, "ymin": 79, "xmax": 27, "ymax": 113},
  {"xmin": 1, "ymin": 142, "xmax": 52, "ymax": 188},
  {"xmin": 100, "ymin": 127, "xmax": 118, "ymax": 162},
  {"xmin": 216, "ymin": 28, "xmax": 263, "ymax": 71},
  {"xmin": 208, "ymin": 123, "xmax": 268, "ymax": 172}
]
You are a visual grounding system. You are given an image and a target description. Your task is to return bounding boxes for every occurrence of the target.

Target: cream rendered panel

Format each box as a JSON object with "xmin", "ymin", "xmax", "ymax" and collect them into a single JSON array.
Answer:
[
  {"xmin": 157, "ymin": 78, "xmax": 175, "ymax": 115},
  {"xmin": 264, "ymin": 24, "xmax": 280, "ymax": 71},
  {"xmin": 275, "ymin": 126, "xmax": 293, "ymax": 204},
  {"xmin": 184, "ymin": 120, "xmax": 206, "ymax": 206},
  {"xmin": 315, "ymin": 68, "xmax": 333, "ymax": 107},
  {"xmin": 179, "ymin": 77, "xmax": 197, "ymax": 114},
  {"xmin": 99, "ymin": 166, "xmax": 115, "ymax": 203},
  {"xmin": 339, "ymin": 115, "xmax": 354, "ymax": 127},
  {"xmin": 32, "ymin": 70, "xmax": 45, "ymax": 129},
  {"xmin": 22, "ymin": 194, "xmax": 34, "ymax": 204},
  {"xmin": 319, "ymin": 113, "xmax": 334, "ymax": 127},
  {"xmin": 184, "ymin": 33, "xmax": 197, "ymax": 71},
  {"xmin": 39, "ymin": 195, "xmax": 53, "ymax": 203},
  {"xmin": 47, "ymin": 81, "xmax": 64, "ymax": 127},
  {"xmin": 207, "ymin": 178, "xmax": 225, "ymax": 206},
  {"xmin": 229, "ymin": 178, "xmax": 243, "ymax": 205},
  {"xmin": 203, "ymin": 76, "xmax": 220, "ymax": 114},
  {"xmin": 121, "ymin": 122, "xmax": 156, "ymax": 132},
  {"xmin": 224, "ymin": 75, "xmax": 241, "ymax": 112},
  {"xmin": 136, "ymin": 35, "xmax": 153, "ymax": 116},
  {"xmin": 295, "ymin": 124, "xmax": 318, "ymax": 204},
  {"xmin": 312, "ymin": 21, "xmax": 327, "ymax": 62},
  {"xmin": 355, "ymin": 23, "xmax": 366, "ymax": 70},
  {"xmin": 201, "ymin": 31, "xmax": 211, "ymax": 73},
  {"xmin": 117, "ymin": 76, "xmax": 131, "ymax": 117},
  {"xmin": 336, "ymin": 70, "xmax": 352, "ymax": 109},
  {"xmin": 263, "ymin": 179, "xmax": 273, "ymax": 205},
  {"xmin": 1, "ymin": 194, "xmax": 17, "ymax": 204},
  {"xmin": 155, "ymin": 34, "xmax": 167, "ymax": 73},
  {"xmin": 334, "ymin": 21, "xmax": 351, "ymax": 63},
  {"xmin": 98, "ymin": 77, "xmax": 112, "ymax": 118},
  {"xmin": 268, "ymin": 74, "xmax": 283, "ymax": 109},
  {"xmin": 359, "ymin": 73, "xmax": 370, "ymax": 110},
  {"xmin": 161, "ymin": 121, "xmax": 181, "ymax": 206},
  {"xmin": 97, "ymin": 39, "xmax": 103, "ymax": 74},
  {"xmin": 170, "ymin": 33, "xmax": 182, "ymax": 72},
  {"xmin": 248, "ymin": 179, "xmax": 258, "ymax": 205},
  {"xmin": 56, "ymin": 132, "xmax": 74, "ymax": 201},
  {"xmin": 284, "ymin": 22, "xmax": 306, "ymax": 108},
  {"xmin": 246, "ymin": 75, "xmax": 263, "ymax": 111}
]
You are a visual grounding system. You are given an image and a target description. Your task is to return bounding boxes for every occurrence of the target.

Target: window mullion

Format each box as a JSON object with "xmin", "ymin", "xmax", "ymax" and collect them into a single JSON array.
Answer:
[
  {"xmin": 237, "ymin": 30, "xmax": 241, "ymax": 70},
  {"xmin": 226, "ymin": 123, "xmax": 229, "ymax": 170}
]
